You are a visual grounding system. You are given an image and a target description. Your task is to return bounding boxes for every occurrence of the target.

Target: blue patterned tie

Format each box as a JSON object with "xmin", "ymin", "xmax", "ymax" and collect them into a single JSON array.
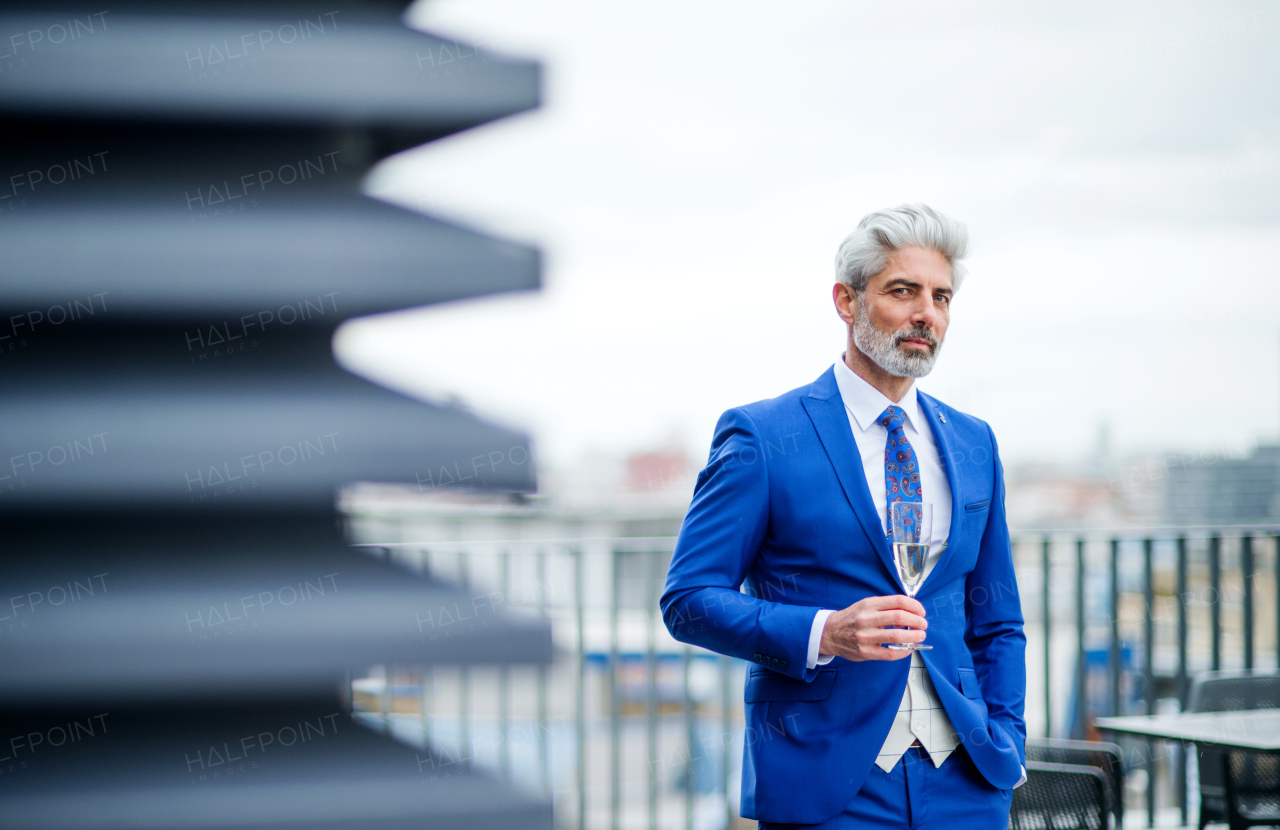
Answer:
[{"xmin": 879, "ymin": 406, "xmax": 922, "ymax": 538}]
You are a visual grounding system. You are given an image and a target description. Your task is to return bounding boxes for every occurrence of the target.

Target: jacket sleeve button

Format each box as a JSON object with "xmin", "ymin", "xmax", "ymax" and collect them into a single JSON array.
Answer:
[{"xmin": 754, "ymin": 653, "xmax": 762, "ymax": 663}]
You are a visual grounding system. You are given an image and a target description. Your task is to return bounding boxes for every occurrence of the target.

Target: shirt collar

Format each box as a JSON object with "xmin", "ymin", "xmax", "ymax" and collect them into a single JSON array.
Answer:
[{"xmin": 833, "ymin": 357, "xmax": 921, "ymax": 434}]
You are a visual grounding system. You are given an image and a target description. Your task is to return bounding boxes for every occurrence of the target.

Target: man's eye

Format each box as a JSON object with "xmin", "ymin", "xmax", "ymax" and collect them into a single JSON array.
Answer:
[{"xmin": 935, "ymin": 295, "xmax": 950, "ymax": 304}]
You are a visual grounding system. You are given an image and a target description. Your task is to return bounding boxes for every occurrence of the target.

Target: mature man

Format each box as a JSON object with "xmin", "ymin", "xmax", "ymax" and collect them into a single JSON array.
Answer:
[{"xmin": 660, "ymin": 204, "xmax": 1026, "ymax": 828}]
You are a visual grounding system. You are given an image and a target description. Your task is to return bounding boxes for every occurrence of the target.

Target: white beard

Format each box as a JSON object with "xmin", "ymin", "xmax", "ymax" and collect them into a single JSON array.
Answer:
[{"xmin": 851, "ymin": 300, "xmax": 943, "ymax": 379}]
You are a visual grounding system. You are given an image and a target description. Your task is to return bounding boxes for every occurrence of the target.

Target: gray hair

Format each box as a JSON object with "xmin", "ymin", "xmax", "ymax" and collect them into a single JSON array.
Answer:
[{"xmin": 834, "ymin": 203, "xmax": 970, "ymax": 293}]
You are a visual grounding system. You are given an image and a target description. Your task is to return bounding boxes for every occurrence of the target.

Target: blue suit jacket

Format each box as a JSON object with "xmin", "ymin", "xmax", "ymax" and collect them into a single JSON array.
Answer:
[{"xmin": 660, "ymin": 367, "xmax": 1026, "ymax": 824}]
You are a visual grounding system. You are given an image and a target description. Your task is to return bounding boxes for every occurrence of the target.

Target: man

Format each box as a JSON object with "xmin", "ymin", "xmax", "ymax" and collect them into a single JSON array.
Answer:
[{"xmin": 660, "ymin": 204, "xmax": 1026, "ymax": 829}]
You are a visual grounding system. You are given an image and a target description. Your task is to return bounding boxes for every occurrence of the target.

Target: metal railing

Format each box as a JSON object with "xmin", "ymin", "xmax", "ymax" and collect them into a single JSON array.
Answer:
[
  {"xmin": 351, "ymin": 525, "xmax": 1280, "ymax": 830},
  {"xmin": 350, "ymin": 537, "xmax": 744, "ymax": 830},
  {"xmin": 1013, "ymin": 525, "xmax": 1280, "ymax": 828}
]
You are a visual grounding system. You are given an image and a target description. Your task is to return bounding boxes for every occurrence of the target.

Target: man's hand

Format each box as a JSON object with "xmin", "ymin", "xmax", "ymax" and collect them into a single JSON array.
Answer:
[{"xmin": 818, "ymin": 595, "xmax": 927, "ymax": 661}]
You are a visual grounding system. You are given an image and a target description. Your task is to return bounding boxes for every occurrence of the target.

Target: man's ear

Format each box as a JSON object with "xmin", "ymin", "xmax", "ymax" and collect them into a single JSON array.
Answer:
[{"xmin": 832, "ymin": 282, "xmax": 857, "ymax": 325}]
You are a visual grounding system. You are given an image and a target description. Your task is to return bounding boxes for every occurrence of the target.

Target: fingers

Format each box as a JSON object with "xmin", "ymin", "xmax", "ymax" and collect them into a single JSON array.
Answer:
[
  {"xmin": 874, "ymin": 627, "xmax": 927, "ymax": 645},
  {"xmin": 859, "ymin": 628, "xmax": 927, "ymax": 660},
  {"xmin": 830, "ymin": 594, "xmax": 930, "ymax": 662},
  {"xmin": 869, "ymin": 609, "xmax": 928, "ymax": 630},
  {"xmin": 849, "ymin": 617, "xmax": 926, "ymax": 661},
  {"xmin": 855, "ymin": 624, "xmax": 925, "ymax": 647},
  {"xmin": 856, "ymin": 594, "xmax": 926, "ymax": 618}
]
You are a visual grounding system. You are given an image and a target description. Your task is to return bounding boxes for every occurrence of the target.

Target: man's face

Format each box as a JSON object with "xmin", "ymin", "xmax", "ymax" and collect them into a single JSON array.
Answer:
[{"xmin": 837, "ymin": 246, "xmax": 953, "ymax": 378}]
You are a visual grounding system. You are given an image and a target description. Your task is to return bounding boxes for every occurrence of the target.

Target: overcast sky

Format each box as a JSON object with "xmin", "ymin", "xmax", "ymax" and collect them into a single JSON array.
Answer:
[{"xmin": 336, "ymin": 0, "xmax": 1280, "ymax": 476}]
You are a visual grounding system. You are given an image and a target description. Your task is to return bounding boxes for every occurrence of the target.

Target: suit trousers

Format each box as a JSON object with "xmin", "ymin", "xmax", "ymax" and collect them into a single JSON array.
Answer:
[{"xmin": 759, "ymin": 745, "xmax": 1011, "ymax": 830}]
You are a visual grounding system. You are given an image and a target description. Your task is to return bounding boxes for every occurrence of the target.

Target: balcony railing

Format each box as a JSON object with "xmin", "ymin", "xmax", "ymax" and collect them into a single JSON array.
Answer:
[
  {"xmin": 1012, "ymin": 525, "xmax": 1280, "ymax": 828},
  {"xmin": 349, "ymin": 523, "xmax": 1280, "ymax": 830},
  {"xmin": 350, "ymin": 537, "xmax": 740, "ymax": 830}
]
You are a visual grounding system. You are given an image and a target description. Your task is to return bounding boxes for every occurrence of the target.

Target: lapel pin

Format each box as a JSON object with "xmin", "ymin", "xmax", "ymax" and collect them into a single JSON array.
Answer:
[{"xmin": 938, "ymin": 412, "xmax": 947, "ymax": 423}]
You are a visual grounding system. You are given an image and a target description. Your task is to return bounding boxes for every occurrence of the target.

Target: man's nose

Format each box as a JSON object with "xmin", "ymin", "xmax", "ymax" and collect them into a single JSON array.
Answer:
[{"xmin": 910, "ymin": 297, "xmax": 938, "ymax": 330}]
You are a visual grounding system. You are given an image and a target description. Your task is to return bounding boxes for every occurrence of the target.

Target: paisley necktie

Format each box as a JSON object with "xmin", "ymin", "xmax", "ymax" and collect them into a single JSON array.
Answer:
[{"xmin": 879, "ymin": 405, "xmax": 922, "ymax": 538}]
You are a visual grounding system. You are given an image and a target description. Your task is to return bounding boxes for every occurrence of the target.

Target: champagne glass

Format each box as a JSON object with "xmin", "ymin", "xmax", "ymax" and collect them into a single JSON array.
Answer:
[{"xmin": 885, "ymin": 501, "xmax": 933, "ymax": 651}]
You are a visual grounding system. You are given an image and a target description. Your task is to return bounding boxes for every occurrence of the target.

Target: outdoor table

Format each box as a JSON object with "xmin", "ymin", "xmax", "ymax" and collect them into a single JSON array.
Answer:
[
  {"xmin": 1096, "ymin": 709, "xmax": 1280, "ymax": 751},
  {"xmin": 1095, "ymin": 710, "xmax": 1280, "ymax": 827}
]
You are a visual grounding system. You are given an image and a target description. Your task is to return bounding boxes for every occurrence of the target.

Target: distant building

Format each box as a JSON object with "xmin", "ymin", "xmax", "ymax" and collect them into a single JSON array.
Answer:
[
  {"xmin": 626, "ymin": 450, "xmax": 691, "ymax": 494},
  {"xmin": 1003, "ymin": 444, "xmax": 1279, "ymax": 531},
  {"xmin": 1004, "ymin": 464, "xmax": 1124, "ymax": 530},
  {"xmin": 1163, "ymin": 445, "xmax": 1280, "ymax": 525}
]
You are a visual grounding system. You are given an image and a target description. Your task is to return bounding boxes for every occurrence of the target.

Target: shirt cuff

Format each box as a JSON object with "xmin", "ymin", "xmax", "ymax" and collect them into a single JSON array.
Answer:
[
  {"xmin": 1013, "ymin": 764, "xmax": 1026, "ymax": 789},
  {"xmin": 806, "ymin": 609, "xmax": 836, "ymax": 669}
]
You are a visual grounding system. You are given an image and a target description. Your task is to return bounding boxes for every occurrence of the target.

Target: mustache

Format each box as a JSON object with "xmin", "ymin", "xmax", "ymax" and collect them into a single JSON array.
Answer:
[{"xmin": 891, "ymin": 326, "xmax": 939, "ymax": 349}]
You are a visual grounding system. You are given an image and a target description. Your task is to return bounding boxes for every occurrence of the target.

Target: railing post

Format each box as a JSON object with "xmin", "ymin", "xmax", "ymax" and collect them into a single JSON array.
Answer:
[
  {"xmin": 1242, "ymin": 534, "xmax": 1255, "ymax": 670},
  {"xmin": 1275, "ymin": 535, "xmax": 1280, "ymax": 674},
  {"xmin": 379, "ymin": 663, "xmax": 392, "ymax": 735},
  {"xmin": 646, "ymin": 550, "xmax": 658, "ymax": 830},
  {"xmin": 1143, "ymin": 537, "xmax": 1155, "ymax": 829},
  {"xmin": 1075, "ymin": 538, "xmax": 1086, "ymax": 740},
  {"xmin": 610, "ymin": 546, "xmax": 621, "ymax": 830},
  {"xmin": 1042, "ymin": 536, "xmax": 1052, "ymax": 738},
  {"xmin": 1176, "ymin": 537, "xmax": 1189, "ymax": 705},
  {"xmin": 537, "ymin": 548, "xmax": 550, "ymax": 797},
  {"xmin": 421, "ymin": 549, "xmax": 434, "ymax": 756},
  {"xmin": 1210, "ymin": 534, "xmax": 1222, "ymax": 671},
  {"xmin": 721, "ymin": 654, "xmax": 733, "ymax": 830},
  {"xmin": 575, "ymin": 548, "xmax": 587, "ymax": 830},
  {"xmin": 500, "ymin": 550, "xmax": 511, "ymax": 779},
  {"xmin": 459, "ymin": 551, "xmax": 471, "ymax": 769},
  {"xmin": 420, "ymin": 666, "xmax": 433, "ymax": 750},
  {"xmin": 1109, "ymin": 538, "xmax": 1121, "ymax": 718},
  {"xmin": 683, "ymin": 645, "xmax": 694, "ymax": 830},
  {"xmin": 1177, "ymin": 535, "xmax": 1189, "ymax": 827}
]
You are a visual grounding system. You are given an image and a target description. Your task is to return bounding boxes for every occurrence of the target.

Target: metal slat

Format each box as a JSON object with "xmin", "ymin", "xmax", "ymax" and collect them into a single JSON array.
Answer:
[
  {"xmin": 1243, "ymin": 533, "xmax": 1255, "ymax": 669},
  {"xmin": 500, "ymin": 551, "xmax": 511, "ymax": 779},
  {"xmin": 1109, "ymin": 537, "xmax": 1121, "ymax": 718},
  {"xmin": 0, "ymin": 520, "xmax": 550, "ymax": 702},
  {"xmin": 646, "ymin": 550, "xmax": 659, "ymax": 830},
  {"xmin": 1176, "ymin": 535, "xmax": 1189, "ymax": 827},
  {"xmin": 1074, "ymin": 537, "xmax": 1086, "ymax": 740},
  {"xmin": 1042, "ymin": 536, "xmax": 1051, "ymax": 738},
  {"xmin": 1210, "ymin": 534, "xmax": 1222, "ymax": 670},
  {"xmin": 0, "ymin": 700, "xmax": 552, "ymax": 830},
  {"xmin": 537, "ymin": 549, "xmax": 550, "ymax": 797},
  {"xmin": 1143, "ymin": 537, "xmax": 1154, "ymax": 828},
  {"xmin": 721, "ymin": 654, "xmax": 732, "ymax": 830},
  {"xmin": 575, "ymin": 548, "xmax": 587, "ymax": 830},
  {"xmin": 0, "ymin": 380, "xmax": 537, "ymax": 509},
  {"xmin": 685, "ymin": 646, "xmax": 695, "ymax": 830},
  {"xmin": 460, "ymin": 551, "xmax": 471, "ymax": 771},
  {"xmin": 0, "ymin": 200, "xmax": 540, "ymax": 322},
  {"xmin": 610, "ymin": 547, "xmax": 621, "ymax": 830},
  {"xmin": 0, "ymin": 12, "xmax": 540, "ymax": 143}
]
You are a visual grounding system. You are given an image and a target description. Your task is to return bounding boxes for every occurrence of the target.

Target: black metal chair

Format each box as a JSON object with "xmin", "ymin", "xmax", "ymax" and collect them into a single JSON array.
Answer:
[
  {"xmin": 1026, "ymin": 737, "xmax": 1124, "ymax": 828},
  {"xmin": 1223, "ymin": 749, "xmax": 1280, "ymax": 830},
  {"xmin": 1011, "ymin": 761, "xmax": 1111, "ymax": 830},
  {"xmin": 1189, "ymin": 670, "xmax": 1280, "ymax": 830}
]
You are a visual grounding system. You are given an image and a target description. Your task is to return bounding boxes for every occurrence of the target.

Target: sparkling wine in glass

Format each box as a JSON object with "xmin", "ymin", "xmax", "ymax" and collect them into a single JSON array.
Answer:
[{"xmin": 885, "ymin": 501, "xmax": 933, "ymax": 651}]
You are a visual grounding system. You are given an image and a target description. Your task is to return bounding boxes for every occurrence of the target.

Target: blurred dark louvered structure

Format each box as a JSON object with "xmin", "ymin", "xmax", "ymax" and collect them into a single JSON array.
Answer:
[{"xmin": 0, "ymin": 3, "xmax": 550, "ymax": 828}]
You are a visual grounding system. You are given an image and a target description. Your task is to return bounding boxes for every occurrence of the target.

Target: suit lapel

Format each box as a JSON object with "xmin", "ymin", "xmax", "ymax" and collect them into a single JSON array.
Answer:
[
  {"xmin": 917, "ymin": 391, "xmax": 963, "ymax": 591},
  {"xmin": 800, "ymin": 368, "xmax": 898, "ymax": 585}
]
